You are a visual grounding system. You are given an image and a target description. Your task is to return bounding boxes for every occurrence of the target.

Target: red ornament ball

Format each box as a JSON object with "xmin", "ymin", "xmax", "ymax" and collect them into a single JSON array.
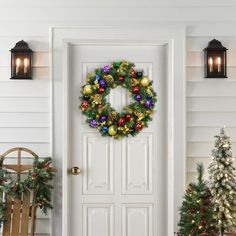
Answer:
[
  {"xmin": 117, "ymin": 117, "xmax": 126, "ymax": 126},
  {"xmin": 132, "ymin": 85, "xmax": 140, "ymax": 94},
  {"xmin": 135, "ymin": 122, "xmax": 143, "ymax": 131},
  {"xmin": 98, "ymin": 87, "xmax": 105, "ymax": 94},
  {"xmin": 118, "ymin": 76, "xmax": 125, "ymax": 82},
  {"xmin": 125, "ymin": 113, "xmax": 132, "ymax": 121},
  {"xmin": 81, "ymin": 100, "xmax": 89, "ymax": 109},
  {"xmin": 130, "ymin": 68, "xmax": 136, "ymax": 77}
]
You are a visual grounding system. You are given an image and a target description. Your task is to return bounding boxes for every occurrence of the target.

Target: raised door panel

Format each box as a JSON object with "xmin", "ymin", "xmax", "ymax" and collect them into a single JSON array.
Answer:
[
  {"xmin": 122, "ymin": 134, "xmax": 153, "ymax": 194},
  {"xmin": 122, "ymin": 204, "xmax": 154, "ymax": 236},
  {"xmin": 83, "ymin": 204, "xmax": 114, "ymax": 236},
  {"xmin": 83, "ymin": 134, "xmax": 114, "ymax": 194}
]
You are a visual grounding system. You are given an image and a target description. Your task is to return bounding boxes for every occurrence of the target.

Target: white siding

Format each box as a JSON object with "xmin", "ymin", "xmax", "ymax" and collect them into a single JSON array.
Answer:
[
  {"xmin": 0, "ymin": 35, "xmax": 51, "ymax": 235},
  {"xmin": 187, "ymin": 37, "xmax": 236, "ymax": 183}
]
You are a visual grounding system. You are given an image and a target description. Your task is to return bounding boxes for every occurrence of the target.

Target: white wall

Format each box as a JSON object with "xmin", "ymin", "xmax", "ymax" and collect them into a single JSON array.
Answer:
[
  {"xmin": 0, "ymin": 1, "xmax": 236, "ymax": 235},
  {"xmin": 186, "ymin": 36, "xmax": 236, "ymax": 182}
]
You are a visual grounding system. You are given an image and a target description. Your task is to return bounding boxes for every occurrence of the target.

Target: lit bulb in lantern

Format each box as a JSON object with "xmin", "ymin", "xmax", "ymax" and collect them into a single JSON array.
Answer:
[
  {"xmin": 16, "ymin": 58, "xmax": 21, "ymax": 75},
  {"xmin": 23, "ymin": 58, "xmax": 28, "ymax": 74},
  {"xmin": 217, "ymin": 57, "xmax": 221, "ymax": 72},
  {"xmin": 209, "ymin": 57, "xmax": 213, "ymax": 73}
]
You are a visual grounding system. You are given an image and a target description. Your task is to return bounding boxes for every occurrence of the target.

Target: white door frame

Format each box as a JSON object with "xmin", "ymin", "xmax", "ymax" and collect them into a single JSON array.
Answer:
[{"xmin": 51, "ymin": 25, "xmax": 186, "ymax": 236}]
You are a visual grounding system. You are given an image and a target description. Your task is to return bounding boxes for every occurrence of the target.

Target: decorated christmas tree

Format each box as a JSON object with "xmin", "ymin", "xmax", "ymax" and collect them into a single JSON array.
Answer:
[
  {"xmin": 209, "ymin": 128, "xmax": 236, "ymax": 235},
  {"xmin": 178, "ymin": 163, "xmax": 218, "ymax": 235}
]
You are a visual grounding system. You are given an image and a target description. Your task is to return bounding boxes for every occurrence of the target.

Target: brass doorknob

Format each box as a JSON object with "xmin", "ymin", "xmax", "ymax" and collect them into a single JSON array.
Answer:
[{"xmin": 71, "ymin": 166, "xmax": 80, "ymax": 175}]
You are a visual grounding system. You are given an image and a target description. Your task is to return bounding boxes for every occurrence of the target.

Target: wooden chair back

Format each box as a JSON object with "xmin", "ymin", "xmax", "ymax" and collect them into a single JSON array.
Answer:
[{"xmin": 1, "ymin": 147, "xmax": 39, "ymax": 236}]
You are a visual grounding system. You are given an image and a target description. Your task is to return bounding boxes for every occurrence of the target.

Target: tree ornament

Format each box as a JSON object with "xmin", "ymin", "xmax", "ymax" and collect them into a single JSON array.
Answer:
[
  {"xmin": 101, "ymin": 126, "xmax": 108, "ymax": 133},
  {"xmin": 108, "ymin": 125, "xmax": 117, "ymax": 136},
  {"xmin": 134, "ymin": 94, "xmax": 142, "ymax": 101},
  {"xmin": 125, "ymin": 113, "xmax": 132, "ymax": 121},
  {"xmin": 118, "ymin": 76, "xmax": 125, "ymax": 82},
  {"xmin": 98, "ymin": 87, "xmax": 105, "ymax": 94},
  {"xmin": 117, "ymin": 117, "xmax": 126, "ymax": 126},
  {"xmin": 95, "ymin": 74, "xmax": 101, "ymax": 81},
  {"xmin": 83, "ymin": 94, "xmax": 90, "ymax": 100},
  {"xmin": 89, "ymin": 119, "xmax": 98, "ymax": 128},
  {"xmin": 102, "ymin": 65, "xmax": 110, "ymax": 73},
  {"xmin": 83, "ymin": 85, "xmax": 93, "ymax": 94},
  {"xmin": 99, "ymin": 115, "xmax": 108, "ymax": 122},
  {"xmin": 104, "ymin": 75, "xmax": 114, "ymax": 85},
  {"xmin": 130, "ymin": 68, "xmax": 136, "ymax": 77},
  {"xmin": 132, "ymin": 85, "xmax": 140, "ymax": 94},
  {"xmin": 79, "ymin": 61, "xmax": 157, "ymax": 139},
  {"xmin": 99, "ymin": 79, "xmax": 106, "ymax": 88},
  {"xmin": 144, "ymin": 100, "xmax": 153, "ymax": 108},
  {"xmin": 92, "ymin": 94, "xmax": 102, "ymax": 105},
  {"xmin": 135, "ymin": 122, "xmax": 143, "ymax": 131},
  {"xmin": 136, "ymin": 71, "xmax": 143, "ymax": 78},
  {"xmin": 81, "ymin": 100, "xmax": 89, "ymax": 110},
  {"xmin": 140, "ymin": 76, "xmax": 150, "ymax": 87}
]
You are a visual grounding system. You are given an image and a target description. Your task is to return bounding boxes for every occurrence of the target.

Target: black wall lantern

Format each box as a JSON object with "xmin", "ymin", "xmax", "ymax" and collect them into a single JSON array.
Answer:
[
  {"xmin": 204, "ymin": 39, "xmax": 228, "ymax": 78},
  {"xmin": 10, "ymin": 40, "xmax": 33, "ymax": 80}
]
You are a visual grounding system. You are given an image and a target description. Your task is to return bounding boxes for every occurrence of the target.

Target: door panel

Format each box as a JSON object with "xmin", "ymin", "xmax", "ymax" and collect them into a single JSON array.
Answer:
[{"xmin": 68, "ymin": 44, "xmax": 167, "ymax": 236}]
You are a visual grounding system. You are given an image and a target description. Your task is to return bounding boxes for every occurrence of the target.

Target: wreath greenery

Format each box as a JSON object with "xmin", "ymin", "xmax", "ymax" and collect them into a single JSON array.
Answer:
[
  {"xmin": 79, "ymin": 60, "xmax": 157, "ymax": 139},
  {"xmin": 0, "ymin": 157, "xmax": 54, "ymax": 227}
]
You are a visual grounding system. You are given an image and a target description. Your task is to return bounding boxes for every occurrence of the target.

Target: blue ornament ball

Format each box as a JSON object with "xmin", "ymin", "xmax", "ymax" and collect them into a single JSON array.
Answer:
[
  {"xmin": 101, "ymin": 126, "xmax": 108, "ymax": 133},
  {"xmin": 99, "ymin": 79, "xmax": 106, "ymax": 88},
  {"xmin": 95, "ymin": 74, "xmax": 101, "ymax": 81},
  {"xmin": 146, "ymin": 95, "xmax": 152, "ymax": 101},
  {"xmin": 134, "ymin": 94, "xmax": 142, "ymax": 101}
]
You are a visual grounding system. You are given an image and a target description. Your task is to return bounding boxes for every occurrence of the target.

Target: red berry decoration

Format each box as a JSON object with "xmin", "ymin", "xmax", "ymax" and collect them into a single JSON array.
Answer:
[
  {"xmin": 117, "ymin": 117, "xmax": 126, "ymax": 126},
  {"xmin": 118, "ymin": 76, "xmax": 125, "ymax": 82},
  {"xmin": 44, "ymin": 161, "xmax": 50, "ymax": 168},
  {"xmin": 125, "ymin": 113, "xmax": 132, "ymax": 121},
  {"xmin": 135, "ymin": 122, "xmax": 143, "ymax": 131},
  {"xmin": 132, "ymin": 85, "xmax": 140, "ymax": 94},
  {"xmin": 98, "ymin": 87, "xmax": 105, "ymax": 94},
  {"xmin": 130, "ymin": 68, "xmax": 136, "ymax": 77}
]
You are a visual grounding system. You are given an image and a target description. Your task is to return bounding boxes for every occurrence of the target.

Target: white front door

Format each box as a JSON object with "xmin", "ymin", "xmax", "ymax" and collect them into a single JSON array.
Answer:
[{"xmin": 67, "ymin": 44, "xmax": 167, "ymax": 236}]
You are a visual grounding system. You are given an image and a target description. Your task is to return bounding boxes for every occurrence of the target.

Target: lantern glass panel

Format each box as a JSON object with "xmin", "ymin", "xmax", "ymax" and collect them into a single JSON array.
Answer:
[{"xmin": 11, "ymin": 52, "xmax": 32, "ymax": 79}]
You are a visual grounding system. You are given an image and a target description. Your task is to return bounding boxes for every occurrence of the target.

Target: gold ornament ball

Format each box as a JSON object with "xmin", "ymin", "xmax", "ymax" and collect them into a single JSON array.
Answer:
[
  {"xmin": 83, "ymin": 85, "xmax": 93, "ymax": 94},
  {"xmin": 108, "ymin": 125, "xmax": 117, "ymax": 136},
  {"xmin": 141, "ymin": 77, "xmax": 150, "ymax": 87}
]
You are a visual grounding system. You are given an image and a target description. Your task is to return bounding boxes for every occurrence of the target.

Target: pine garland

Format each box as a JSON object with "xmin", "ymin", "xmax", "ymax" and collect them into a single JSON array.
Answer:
[
  {"xmin": 79, "ymin": 60, "xmax": 157, "ymax": 139},
  {"xmin": 0, "ymin": 157, "xmax": 54, "ymax": 227}
]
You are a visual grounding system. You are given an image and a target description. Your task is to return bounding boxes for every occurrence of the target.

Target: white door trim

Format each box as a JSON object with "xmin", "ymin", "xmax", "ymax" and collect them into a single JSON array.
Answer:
[{"xmin": 51, "ymin": 25, "xmax": 186, "ymax": 236}]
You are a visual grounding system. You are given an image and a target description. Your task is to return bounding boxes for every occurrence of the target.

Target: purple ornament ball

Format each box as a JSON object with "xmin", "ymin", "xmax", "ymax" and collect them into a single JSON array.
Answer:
[
  {"xmin": 99, "ymin": 79, "xmax": 107, "ymax": 88},
  {"xmin": 100, "ymin": 115, "xmax": 108, "ymax": 122},
  {"xmin": 134, "ymin": 94, "xmax": 142, "ymax": 101},
  {"xmin": 144, "ymin": 100, "xmax": 152, "ymax": 108},
  {"xmin": 102, "ymin": 65, "xmax": 110, "ymax": 73},
  {"xmin": 89, "ymin": 119, "xmax": 98, "ymax": 128}
]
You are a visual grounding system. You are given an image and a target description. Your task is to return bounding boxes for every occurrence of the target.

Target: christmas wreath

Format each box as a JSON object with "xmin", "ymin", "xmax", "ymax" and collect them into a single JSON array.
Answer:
[
  {"xmin": 0, "ymin": 157, "xmax": 54, "ymax": 227},
  {"xmin": 79, "ymin": 60, "xmax": 157, "ymax": 139}
]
